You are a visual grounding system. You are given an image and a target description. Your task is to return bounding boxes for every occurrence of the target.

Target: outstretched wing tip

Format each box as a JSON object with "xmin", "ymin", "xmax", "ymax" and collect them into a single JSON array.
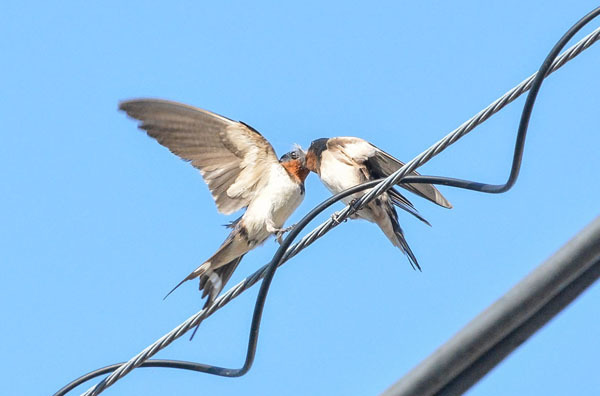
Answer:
[
  {"xmin": 118, "ymin": 97, "xmax": 152, "ymax": 112},
  {"xmin": 366, "ymin": 147, "xmax": 453, "ymax": 209},
  {"xmin": 436, "ymin": 194, "xmax": 453, "ymax": 209}
]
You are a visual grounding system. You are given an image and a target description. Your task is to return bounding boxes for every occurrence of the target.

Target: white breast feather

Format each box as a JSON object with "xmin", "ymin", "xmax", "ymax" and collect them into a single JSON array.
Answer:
[
  {"xmin": 319, "ymin": 149, "xmax": 373, "ymax": 205},
  {"xmin": 243, "ymin": 164, "xmax": 304, "ymax": 237}
]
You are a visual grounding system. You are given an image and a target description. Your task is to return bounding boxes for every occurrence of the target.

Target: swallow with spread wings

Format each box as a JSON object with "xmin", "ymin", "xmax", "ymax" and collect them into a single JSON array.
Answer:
[
  {"xmin": 120, "ymin": 99, "xmax": 309, "ymax": 307},
  {"xmin": 305, "ymin": 137, "xmax": 452, "ymax": 271}
]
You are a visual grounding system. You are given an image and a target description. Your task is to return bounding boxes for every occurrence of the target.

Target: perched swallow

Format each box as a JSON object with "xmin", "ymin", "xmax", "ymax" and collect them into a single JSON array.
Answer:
[
  {"xmin": 120, "ymin": 99, "xmax": 309, "ymax": 307},
  {"xmin": 305, "ymin": 137, "xmax": 451, "ymax": 270}
]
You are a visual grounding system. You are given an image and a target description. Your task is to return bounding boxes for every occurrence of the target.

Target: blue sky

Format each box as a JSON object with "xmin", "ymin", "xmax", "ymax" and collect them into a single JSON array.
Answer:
[{"xmin": 2, "ymin": 1, "xmax": 600, "ymax": 395}]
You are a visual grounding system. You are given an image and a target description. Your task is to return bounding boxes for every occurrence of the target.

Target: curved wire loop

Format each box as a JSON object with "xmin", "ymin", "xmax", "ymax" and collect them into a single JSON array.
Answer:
[{"xmin": 56, "ymin": 7, "xmax": 600, "ymax": 396}]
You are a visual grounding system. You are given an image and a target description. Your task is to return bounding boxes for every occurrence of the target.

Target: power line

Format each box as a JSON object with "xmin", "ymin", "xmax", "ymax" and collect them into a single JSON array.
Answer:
[{"xmin": 381, "ymin": 216, "xmax": 600, "ymax": 396}]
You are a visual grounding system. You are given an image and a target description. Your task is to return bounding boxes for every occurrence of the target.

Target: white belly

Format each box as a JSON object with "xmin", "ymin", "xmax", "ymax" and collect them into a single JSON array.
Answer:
[
  {"xmin": 243, "ymin": 164, "xmax": 304, "ymax": 241},
  {"xmin": 319, "ymin": 152, "xmax": 369, "ymax": 205}
]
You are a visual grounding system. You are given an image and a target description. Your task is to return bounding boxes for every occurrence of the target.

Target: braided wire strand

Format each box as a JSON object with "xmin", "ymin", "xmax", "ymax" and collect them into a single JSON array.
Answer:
[{"xmin": 81, "ymin": 25, "xmax": 600, "ymax": 396}]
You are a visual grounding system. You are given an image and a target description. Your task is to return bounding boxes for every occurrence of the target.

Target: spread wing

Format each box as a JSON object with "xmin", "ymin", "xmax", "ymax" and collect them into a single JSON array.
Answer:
[
  {"xmin": 120, "ymin": 98, "xmax": 279, "ymax": 214},
  {"xmin": 327, "ymin": 137, "xmax": 452, "ymax": 209}
]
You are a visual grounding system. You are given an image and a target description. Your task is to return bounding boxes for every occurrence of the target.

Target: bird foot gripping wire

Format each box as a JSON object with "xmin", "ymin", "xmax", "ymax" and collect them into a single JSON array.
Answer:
[
  {"xmin": 330, "ymin": 211, "xmax": 347, "ymax": 225},
  {"xmin": 348, "ymin": 198, "xmax": 362, "ymax": 216},
  {"xmin": 275, "ymin": 224, "xmax": 296, "ymax": 245},
  {"xmin": 332, "ymin": 198, "xmax": 361, "ymax": 224}
]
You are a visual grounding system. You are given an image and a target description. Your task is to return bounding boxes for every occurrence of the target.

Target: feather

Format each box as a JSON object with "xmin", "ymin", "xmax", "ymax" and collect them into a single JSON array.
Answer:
[{"xmin": 120, "ymin": 99, "xmax": 280, "ymax": 214}]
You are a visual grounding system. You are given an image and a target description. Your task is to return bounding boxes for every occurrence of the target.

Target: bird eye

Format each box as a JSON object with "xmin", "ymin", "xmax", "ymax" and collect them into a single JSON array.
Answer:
[{"xmin": 291, "ymin": 152, "xmax": 298, "ymax": 159}]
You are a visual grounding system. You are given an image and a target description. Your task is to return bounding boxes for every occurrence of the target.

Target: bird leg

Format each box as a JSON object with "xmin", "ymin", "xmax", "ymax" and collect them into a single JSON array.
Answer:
[
  {"xmin": 276, "ymin": 224, "xmax": 295, "ymax": 244},
  {"xmin": 330, "ymin": 211, "xmax": 347, "ymax": 225},
  {"xmin": 347, "ymin": 198, "xmax": 363, "ymax": 217},
  {"xmin": 331, "ymin": 198, "xmax": 362, "ymax": 224},
  {"xmin": 267, "ymin": 220, "xmax": 295, "ymax": 244}
]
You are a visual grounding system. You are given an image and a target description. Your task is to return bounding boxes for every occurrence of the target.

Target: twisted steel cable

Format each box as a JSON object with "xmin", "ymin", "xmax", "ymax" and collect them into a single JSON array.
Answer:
[{"xmin": 61, "ymin": 17, "xmax": 600, "ymax": 396}]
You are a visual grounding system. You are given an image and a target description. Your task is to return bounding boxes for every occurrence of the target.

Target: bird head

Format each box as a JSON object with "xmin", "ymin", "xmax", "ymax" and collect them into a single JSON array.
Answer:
[
  {"xmin": 280, "ymin": 146, "xmax": 309, "ymax": 183},
  {"xmin": 305, "ymin": 137, "xmax": 328, "ymax": 174},
  {"xmin": 280, "ymin": 145, "xmax": 306, "ymax": 164}
]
